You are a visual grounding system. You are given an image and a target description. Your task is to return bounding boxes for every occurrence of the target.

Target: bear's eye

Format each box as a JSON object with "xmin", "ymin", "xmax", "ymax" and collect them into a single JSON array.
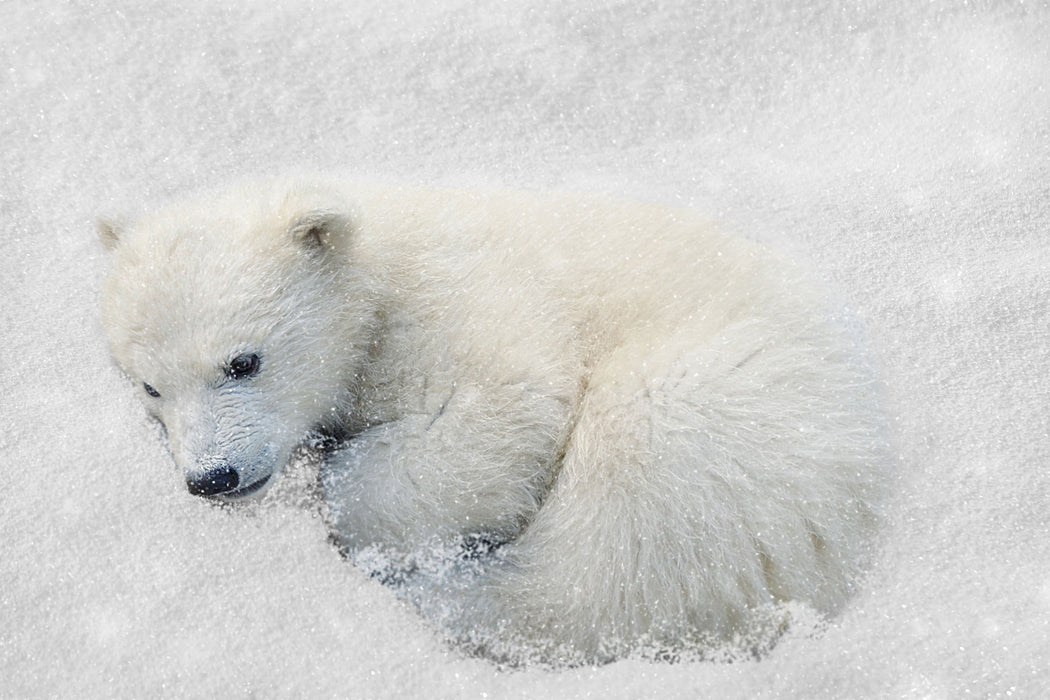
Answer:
[
  {"xmin": 143, "ymin": 382, "xmax": 161, "ymax": 398},
  {"xmin": 226, "ymin": 353, "xmax": 261, "ymax": 380}
]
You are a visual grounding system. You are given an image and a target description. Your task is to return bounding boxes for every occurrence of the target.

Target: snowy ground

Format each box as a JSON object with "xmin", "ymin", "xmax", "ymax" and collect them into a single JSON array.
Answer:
[{"xmin": 2, "ymin": 1, "xmax": 1048, "ymax": 697}]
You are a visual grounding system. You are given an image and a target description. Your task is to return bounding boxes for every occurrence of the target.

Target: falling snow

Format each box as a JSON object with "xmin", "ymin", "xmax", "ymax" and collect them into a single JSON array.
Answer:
[{"xmin": 1, "ymin": 1, "xmax": 1048, "ymax": 698}]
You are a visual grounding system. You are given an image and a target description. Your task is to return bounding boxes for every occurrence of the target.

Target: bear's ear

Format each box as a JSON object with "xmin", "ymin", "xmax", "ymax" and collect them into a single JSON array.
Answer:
[
  {"xmin": 96, "ymin": 215, "xmax": 126, "ymax": 252},
  {"xmin": 288, "ymin": 210, "xmax": 353, "ymax": 254}
]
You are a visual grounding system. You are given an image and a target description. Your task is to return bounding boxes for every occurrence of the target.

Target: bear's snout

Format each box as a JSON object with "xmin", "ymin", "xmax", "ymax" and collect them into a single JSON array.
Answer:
[{"xmin": 186, "ymin": 458, "xmax": 239, "ymax": 497}]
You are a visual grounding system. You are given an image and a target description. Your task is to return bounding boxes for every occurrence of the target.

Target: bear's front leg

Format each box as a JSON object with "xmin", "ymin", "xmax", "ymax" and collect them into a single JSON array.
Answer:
[{"xmin": 320, "ymin": 381, "xmax": 572, "ymax": 559}]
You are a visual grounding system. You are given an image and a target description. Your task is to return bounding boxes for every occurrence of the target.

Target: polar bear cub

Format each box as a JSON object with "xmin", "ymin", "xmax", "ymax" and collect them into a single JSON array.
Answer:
[{"xmin": 98, "ymin": 176, "xmax": 891, "ymax": 664}]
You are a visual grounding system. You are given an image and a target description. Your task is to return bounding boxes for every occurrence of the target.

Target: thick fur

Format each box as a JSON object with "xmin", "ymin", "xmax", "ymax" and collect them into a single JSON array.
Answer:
[{"xmin": 99, "ymin": 177, "xmax": 892, "ymax": 664}]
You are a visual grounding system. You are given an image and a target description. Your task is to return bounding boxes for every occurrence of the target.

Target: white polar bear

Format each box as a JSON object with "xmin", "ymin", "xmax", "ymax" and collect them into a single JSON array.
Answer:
[{"xmin": 98, "ymin": 176, "xmax": 892, "ymax": 664}]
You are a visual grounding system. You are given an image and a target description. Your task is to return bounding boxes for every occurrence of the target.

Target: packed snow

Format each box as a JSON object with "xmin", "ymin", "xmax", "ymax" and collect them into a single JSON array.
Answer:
[{"xmin": 1, "ymin": 1, "xmax": 1048, "ymax": 697}]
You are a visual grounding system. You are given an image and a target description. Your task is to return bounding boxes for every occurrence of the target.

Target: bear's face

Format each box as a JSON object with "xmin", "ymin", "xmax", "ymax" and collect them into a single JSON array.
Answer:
[{"xmin": 98, "ymin": 183, "xmax": 377, "ymax": 499}]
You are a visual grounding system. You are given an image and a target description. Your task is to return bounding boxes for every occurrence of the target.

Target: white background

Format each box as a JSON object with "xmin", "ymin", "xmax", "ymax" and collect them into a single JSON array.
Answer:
[{"xmin": 1, "ymin": 2, "xmax": 1047, "ymax": 697}]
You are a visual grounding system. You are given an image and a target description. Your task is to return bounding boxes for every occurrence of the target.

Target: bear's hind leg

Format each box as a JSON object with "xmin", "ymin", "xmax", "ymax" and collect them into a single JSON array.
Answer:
[{"xmin": 472, "ymin": 318, "xmax": 889, "ymax": 663}]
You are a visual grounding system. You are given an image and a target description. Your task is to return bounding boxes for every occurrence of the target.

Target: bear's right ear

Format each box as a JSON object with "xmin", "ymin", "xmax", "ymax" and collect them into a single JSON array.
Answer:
[
  {"xmin": 288, "ymin": 210, "xmax": 353, "ymax": 255},
  {"xmin": 96, "ymin": 216, "xmax": 126, "ymax": 252}
]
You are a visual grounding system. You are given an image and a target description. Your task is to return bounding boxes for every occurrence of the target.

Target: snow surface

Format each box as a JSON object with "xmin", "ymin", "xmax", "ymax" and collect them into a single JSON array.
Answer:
[{"xmin": 2, "ymin": 1, "xmax": 1048, "ymax": 697}]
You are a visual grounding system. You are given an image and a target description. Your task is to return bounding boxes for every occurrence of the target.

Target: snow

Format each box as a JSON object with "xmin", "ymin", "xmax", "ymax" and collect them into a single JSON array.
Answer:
[{"xmin": 2, "ymin": 1, "xmax": 1048, "ymax": 697}]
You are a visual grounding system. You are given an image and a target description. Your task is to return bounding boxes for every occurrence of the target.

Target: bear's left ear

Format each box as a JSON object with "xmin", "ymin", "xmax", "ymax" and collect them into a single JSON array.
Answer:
[
  {"xmin": 96, "ymin": 216, "xmax": 127, "ymax": 252},
  {"xmin": 288, "ymin": 210, "xmax": 353, "ymax": 254}
]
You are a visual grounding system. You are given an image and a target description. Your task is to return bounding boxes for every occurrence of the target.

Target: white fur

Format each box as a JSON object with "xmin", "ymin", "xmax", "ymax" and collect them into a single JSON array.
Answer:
[{"xmin": 99, "ymin": 177, "xmax": 892, "ymax": 664}]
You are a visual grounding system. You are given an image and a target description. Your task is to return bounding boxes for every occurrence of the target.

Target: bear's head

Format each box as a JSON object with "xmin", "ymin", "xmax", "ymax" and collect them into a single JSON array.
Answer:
[{"xmin": 98, "ymin": 179, "xmax": 379, "ymax": 499}]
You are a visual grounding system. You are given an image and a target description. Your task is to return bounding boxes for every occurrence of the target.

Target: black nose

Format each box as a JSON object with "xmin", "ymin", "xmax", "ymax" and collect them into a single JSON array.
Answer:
[{"xmin": 186, "ymin": 463, "xmax": 240, "ymax": 496}]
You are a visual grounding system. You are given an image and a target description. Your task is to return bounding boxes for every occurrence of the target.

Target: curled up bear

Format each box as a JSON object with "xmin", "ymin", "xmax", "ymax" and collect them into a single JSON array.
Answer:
[{"xmin": 98, "ymin": 176, "xmax": 892, "ymax": 665}]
